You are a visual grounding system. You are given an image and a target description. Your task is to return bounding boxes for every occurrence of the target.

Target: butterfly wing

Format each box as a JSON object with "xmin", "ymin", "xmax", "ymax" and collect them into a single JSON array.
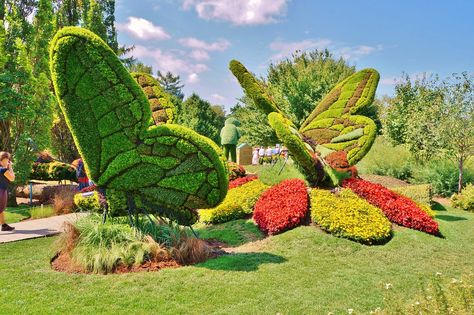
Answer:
[
  {"xmin": 131, "ymin": 72, "xmax": 176, "ymax": 125},
  {"xmin": 299, "ymin": 69, "xmax": 379, "ymax": 165},
  {"xmin": 50, "ymin": 27, "xmax": 228, "ymax": 224}
]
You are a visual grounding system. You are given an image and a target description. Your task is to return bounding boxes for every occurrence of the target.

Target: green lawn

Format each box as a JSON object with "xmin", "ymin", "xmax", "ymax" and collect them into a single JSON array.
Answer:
[
  {"xmin": 1, "ymin": 207, "xmax": 473, "ymax": 314},
  {"xmin": 4, "ymin": 205, "xmax": 55, "ymax": 223}
]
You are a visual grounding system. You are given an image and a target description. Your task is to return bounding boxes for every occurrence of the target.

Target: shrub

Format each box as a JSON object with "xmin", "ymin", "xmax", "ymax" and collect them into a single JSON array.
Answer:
[
  {"xmin": 253, "ymin": 179, "xmax": 309, "ymax": 235},
  {"xmin": 228, "ymin": 162, "xmax": 246, "ymax": 181},
  {"xmin": 357, "ymin": 136, "xmax": 414, "ymax": 181},
  {"xmin": 412, "ymin": 159, "xmax": 474, "ymax": 197},
  {"xmin": 74, "ymin": 191, "xmax": 101, "ymax": 212},
  {"xmin": 451, "ymin": 183, "xmax": 474, "ymax": 212},
  {"xmin": 200, "ymin": 179, "xmax": 269, "ymax": 224},
  {"xmin": 228, "ymin": 175, "xmax": 258, "ymax": 189},
  {"xmin": 30, "ymin": 161, "xmax": 77, "ymax": 182},
  {"xmin": 343, "ymin": 178, "xmax": 439, "ymax": 235},
  {"xmin": 53, "ymin": 186, "xmax": 77, "ymax": 214},
  {"xmin": 310, "ymin": 188, "xmax": 392, "ymax": 244},
  {"xmin": 391, "ymin": 184, "xmax": 432, "ymax": 205}
]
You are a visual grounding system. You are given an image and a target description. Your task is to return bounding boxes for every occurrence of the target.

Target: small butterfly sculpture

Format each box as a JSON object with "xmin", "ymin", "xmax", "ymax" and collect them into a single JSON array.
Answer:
[
  {"xmin": 229, "ymin": 60, "xmax": 379, "ymax": 186},
  {"xmin": 50, "ymin": 27, "xmax": 228, "ymax": 226}
]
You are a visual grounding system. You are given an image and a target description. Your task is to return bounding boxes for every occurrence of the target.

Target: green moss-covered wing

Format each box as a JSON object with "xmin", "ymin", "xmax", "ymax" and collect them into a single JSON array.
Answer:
[
  {"xmin": 299, "ymin": 69, "xmax": 379, "ymax": 165},
  {"xmin": 267, "ymin": 112, "xmax": 324, "ymax": 185},
  {"xmin": 131, "ymin": 72, "xmax": 176, "ymax": 125},
  {"xmin": 229, "ymin": 60, "xmax": 282, "ymax": 115},
  {"xmin": 50, "ymin": 27, "xmax": 228, "ymax": 225}
]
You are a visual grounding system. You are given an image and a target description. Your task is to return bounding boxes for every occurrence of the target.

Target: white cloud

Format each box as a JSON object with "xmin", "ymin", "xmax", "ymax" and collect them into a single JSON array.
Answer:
[
  {"xmin": 117, "ymin": 17, "xmax": 171, "ymax": 40},
  {"xmin": 182, "ymin": 0, "xmax": 289, "ymax": 25},
  {"xmin": 269, "ymin": 39, "xmax": 333, "ymax": 61},
  {"xmin": 131, "ymin": 45, "xmax": 209, "ymax": 77},
  {"xmin": 380, "ymin": 72, "xmax": 432, "ymax": 86},
  {"xmin": 179, "ymin": 37, "xmax": 231, "ymax": 51},
  {"xmin": 187, "ymin": 73, "xmax": 200, "ymax": 83},
  {"xmin": 189, "ymin": 50, "xmax": 210, "ymax": 61},
  {"xmin": 269, "ymin": 39, "xmax": 382, "ymax": 62},
  {"xmin": 211, "ymin": 93, "xmax": 226, "ymax": 101}
]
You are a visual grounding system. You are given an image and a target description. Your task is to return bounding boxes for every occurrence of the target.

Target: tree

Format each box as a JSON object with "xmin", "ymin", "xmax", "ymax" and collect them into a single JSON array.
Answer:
[
  {"xmin": 98, "ymin": 0, "xmax": 118, "ymax": 52},
  {"xmin": 157, "ymin": 70, "xmax": 184, "ymax": 101},
  {"xmin": 384, "ymin": 74, "xmax": 445, "ymax": 162},
  {"xmin": 440, "ymin": 73, "xmax": 474, "ymax": 192},
  {"xmin": 56, "ymin": 0, "xmax": 81, "ymax": 27},
  {"xmin": 128, "ymin": 61, "xmax": 153, "ymax": 75},
  {"xmin": 31, "ymin": 0, "xmax": 54, "ymax": 77},
  {"xmin": 179, "ymin": 93, "xmax": 224, "ymax": 144},
  {"xmin": 267, "ymin": 49, "xmax": 355, "ymax": 127},
  {"xmin": 231, "ymin": 97, "xmax": 278, "ymax": 146},
  {"xmin": 0, "ymin": 7, "xmax": 53, "ymax": 205},
  {"xmin": 85, "ymin": 0, "xmax": 106, "ymax": 41}
]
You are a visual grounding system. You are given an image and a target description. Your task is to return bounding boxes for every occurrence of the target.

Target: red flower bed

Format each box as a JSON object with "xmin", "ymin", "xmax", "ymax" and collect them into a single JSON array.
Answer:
[
  {"xmin": 342, "ymin": 178, "xmax": 439, "ymax": 235},
  {"xmin": 253, "ymin": 179, "xmax": 309, "ymax": 235},
  {"xmin": 229, "ymin": 175, "xmax": 258, "ymax": 190}
]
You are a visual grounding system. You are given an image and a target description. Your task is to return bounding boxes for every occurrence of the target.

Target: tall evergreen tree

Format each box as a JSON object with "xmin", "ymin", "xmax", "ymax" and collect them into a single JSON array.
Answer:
[
  {"xmin": 157, "ymin": 70, "xmax": 185, "ymax": 101},
  {"xmin": 56, "ymin": 0, "xmax": 80, "ymax": 27},
  {"xmin": 86, "ymin": 0, "xmax": 106, "ymax": 41},
  {"xmin": 31, "ymin": 0, "xmax": 54, "ymax": 77},
  {"xmin": 98, "ymin": 0, "xmax": 117, "ymax": 52}
]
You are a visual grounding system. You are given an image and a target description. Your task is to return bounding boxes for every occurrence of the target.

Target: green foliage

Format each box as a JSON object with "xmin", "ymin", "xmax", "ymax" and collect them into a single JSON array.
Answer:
[
  {"xmin": 412, "ymin": 159, "xmax": 474, "ymax": 197},
  {"xmin": 179, "ymin": 93, "xmax": 225, "ymax": 145},
  {"xmin": 156, "ymin": 70, "xmax": 184, "ymax": 101},
  {"xmin": 30, "ymin": 162, "xmax": 77, "ymax": 181},
  {"xmin": 392, "ymin": 184, "xmax": 432, "ymax": 205},
  {"xmin": 50, "ymin": 113, "xmax": 80, "ymax": 162},
  {"xmin": 193, "ymin": 219, "xmax": 264, "ymax": 247},
  {"xmin": 30, "ymin": 205, "xmax": 55, "ymax": 219},
  {"xmin": 357, "ymin": 136, "xmax": 415, "ymax": 181},
  {"xmin": 310, "ymin": 188, "xmax": 392, "ymax": 244},
  {"xmin": 74, "ymin": 191, "xmax": 101, "ymax": 212},
  {"xmin": 131, "ymin": 72, "xmax": 176, "ymax": 125},
  {"xmin": 85, "ymin": 0, "xmax": 107, "ymax": 42},
  {"xmin": 200, "ymin": 180, "xmax": 269, "ymax": 224},
  {"xmin": 451, "ymin": 183, "xmax": 474, "ymax": 212},
  {"xmin": 50, "ymin": 27, "xmax": 228, "ymax": 225},
  {"xmin": 248, "ymin": 158, "xmax": 306, "ymax": 186}
]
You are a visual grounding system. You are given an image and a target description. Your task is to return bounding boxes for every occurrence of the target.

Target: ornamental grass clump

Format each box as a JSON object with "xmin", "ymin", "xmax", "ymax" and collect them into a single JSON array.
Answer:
[
  {"xmin": 253, "ymin": 179, "xmax": 309, "ymax": 235},
  {"xmin": 310, "ymin": 188, "xmax": 392, "ymax": 244},
  {"xmin": 200, "ymin": 179, "xmax": 269, "ymax": 224}
]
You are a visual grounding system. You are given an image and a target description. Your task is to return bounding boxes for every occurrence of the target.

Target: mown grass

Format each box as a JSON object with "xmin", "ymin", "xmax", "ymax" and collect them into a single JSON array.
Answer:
[
  {"xmin": 0, "ymin": 206, "xmax": 473, "ymax": 314},
  {"xmin": 4, "ymin": 205, "xmax": 56, "ymax": 223},
  {"xmin": 244, "ymin": 159, "xmax": 306, "ymax": 186}
]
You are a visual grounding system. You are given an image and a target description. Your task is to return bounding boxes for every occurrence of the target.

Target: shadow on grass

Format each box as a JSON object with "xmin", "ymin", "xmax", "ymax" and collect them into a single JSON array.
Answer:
[
  {"xmin": 198, "ymin": 252, "xmax": 286, "ymax": 272},
  {"xmin": 195, "ymin": 219, "xmax": 264, "ymax": 247},
  {"xmin": 436, "ymin": 214, "xmax": 468, "ymax": 222},
  {"xmin": 432, "ymin": 201, "xmax": 448, "ymax": 211}
]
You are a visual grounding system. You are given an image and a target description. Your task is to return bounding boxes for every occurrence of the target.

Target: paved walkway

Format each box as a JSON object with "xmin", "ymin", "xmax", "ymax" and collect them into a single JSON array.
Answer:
[{"xmin": 0, "ymin": 213, "xmax": 89, "ymax": 244}]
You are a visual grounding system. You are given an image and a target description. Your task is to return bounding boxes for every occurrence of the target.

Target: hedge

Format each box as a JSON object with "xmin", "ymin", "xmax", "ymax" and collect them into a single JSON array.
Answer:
[
  {"xmin": 310, "ymin": 188, "xmax": 392, "ymax": 244},
  {"xmin": 391, "ymin": 184, "xmax": 432, "ymax": 205},
  {"xmin": 30, "ymin": 162, "xmax": 77, "ymax": 182},
  {"xmin": 253, "ymin": 179, "xmax": 309, "ymax": 235},
  {"xmin": 343, "ymin": 178, "xmax": 440, "ymax": 235},
  {"xmin": 451, "ymin": 183, "xmax": 474, "ymax": 212},
  {"xmin": 200, "ymin": 179, "xmax": 269, "ymax": 224},
  {"xmin": 74, "ymin": 191, "xmax": 101, "ymax": 212},
  {"xmin": 50, "ymin": 27, "xmax": 228, "ymax": 225}
]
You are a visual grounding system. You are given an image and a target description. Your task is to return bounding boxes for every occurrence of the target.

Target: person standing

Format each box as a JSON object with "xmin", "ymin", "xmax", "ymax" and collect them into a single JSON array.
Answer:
[
  {"xmin": 0, "ymin": 152, "xmax": 15, "ymax": 231},
  {"xmin": 252, "ymin": 147, "xmax": 259, "ymax": 165}
]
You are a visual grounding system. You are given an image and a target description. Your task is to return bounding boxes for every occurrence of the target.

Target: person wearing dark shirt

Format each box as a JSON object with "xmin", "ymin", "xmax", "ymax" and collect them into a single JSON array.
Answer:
[{"xmin": 0, "ymin": 151, "xmax": 15, "ymax": 231}]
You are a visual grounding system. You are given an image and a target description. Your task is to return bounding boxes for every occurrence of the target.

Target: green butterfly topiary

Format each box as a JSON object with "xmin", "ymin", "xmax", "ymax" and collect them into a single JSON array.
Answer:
[
  {"xmin": 229, "ymin": 60, "xmax": 379, "ymax": 186},
  {"xmin": 50, "ymin": 27, "xmax": 228, "ymax": 226}
]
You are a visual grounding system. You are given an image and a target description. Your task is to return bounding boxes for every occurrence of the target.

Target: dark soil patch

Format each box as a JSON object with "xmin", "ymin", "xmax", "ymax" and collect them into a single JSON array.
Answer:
[{"xmin": 360, "ymin": 174, "xmax": 409, "ymax": 187}]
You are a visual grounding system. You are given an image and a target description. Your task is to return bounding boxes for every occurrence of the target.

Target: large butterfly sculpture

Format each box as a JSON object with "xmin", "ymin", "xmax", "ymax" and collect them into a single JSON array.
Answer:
[
  {"xmin": 49, "ymin": 27, "xmax": 228, "ymax": 226},
  {"xmin": 229, "ymin": 60, "xmax": 379, "ymax": 186}
]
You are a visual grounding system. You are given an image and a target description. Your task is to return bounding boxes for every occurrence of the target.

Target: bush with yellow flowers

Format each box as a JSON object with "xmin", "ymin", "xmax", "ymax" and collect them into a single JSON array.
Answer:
[
  {"xmin": 310, "ymin": 188, "xmax": 392, "ymax": 244},
  {"xmin": 200, "ymin": 179, "xmax": 269, "ymax": 224}
]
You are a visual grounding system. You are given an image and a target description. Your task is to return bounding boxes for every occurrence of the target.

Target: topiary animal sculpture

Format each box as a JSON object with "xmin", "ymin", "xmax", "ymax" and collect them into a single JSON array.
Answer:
[
  {"xmin": 50, "ymin": 27, "xmax": 228, "ymax": 226},
  {"xmin": 229, "ymin": 60, "xmax": 378, "ymax": 187}
]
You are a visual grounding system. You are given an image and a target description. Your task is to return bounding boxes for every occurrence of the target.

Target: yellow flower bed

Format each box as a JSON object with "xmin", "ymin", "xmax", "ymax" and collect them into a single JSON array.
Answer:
[
  {"xmin": 200, "ymin": 180, "xmax": 269, "ymax": 224},
  {"xmin": 416, "ymin": 202, "xmax": 436, "ymax": 218},
  {"xmin": 310, "ymin": 188, "xmax": 392, "ymax": 244}
]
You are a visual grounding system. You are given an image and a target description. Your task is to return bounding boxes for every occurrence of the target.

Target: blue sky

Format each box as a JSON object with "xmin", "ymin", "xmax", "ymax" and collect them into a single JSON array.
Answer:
[{"xmin": 115, "ymin": 0, "xmax": 474, "ymax": 112}]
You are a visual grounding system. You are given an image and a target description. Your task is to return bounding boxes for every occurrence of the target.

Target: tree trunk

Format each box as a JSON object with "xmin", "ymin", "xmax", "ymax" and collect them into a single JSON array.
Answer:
[
  {"xmin": 7, "ymin": 185, "xmax": 17, "ymax": 207},
  {"xmin": 458, "ymin": 157, "xmax": 464, "ymax": 193}
]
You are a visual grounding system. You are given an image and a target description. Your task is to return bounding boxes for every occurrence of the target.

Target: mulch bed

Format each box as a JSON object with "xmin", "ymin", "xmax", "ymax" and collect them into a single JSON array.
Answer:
[{"xmin": 50, "ymin": 240, "xmax": 229, "ymax": 275}]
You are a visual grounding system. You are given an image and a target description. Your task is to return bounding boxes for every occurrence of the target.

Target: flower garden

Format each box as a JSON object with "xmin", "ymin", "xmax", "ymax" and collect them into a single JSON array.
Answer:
[{"xmin": 2, "ymin": 10, "xmax": 474, "ymax": 314}]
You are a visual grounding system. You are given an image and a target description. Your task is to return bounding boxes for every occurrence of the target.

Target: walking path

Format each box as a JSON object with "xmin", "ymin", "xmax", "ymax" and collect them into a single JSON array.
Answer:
[{"xmin": 0, "ymin": 213, "xmax": 88, "ymax": 244}]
